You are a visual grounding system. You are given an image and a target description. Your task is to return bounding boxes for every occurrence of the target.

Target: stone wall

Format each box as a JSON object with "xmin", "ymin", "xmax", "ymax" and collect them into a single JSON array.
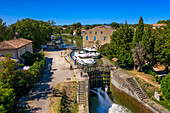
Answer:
[
  {"xmin": 0, "ymin": 49, "xmax": 18, "ymax": 58},
  {"xmin": 111, "ymin": 70, "xmax": 140, "ymax": 100},
  {"xmin": 82, "ymin": 27, "xmax": 115, "ymax": 47},
  {"xmin": 110, "ymin": 69, "xmax": 169, "ymax": 113}
]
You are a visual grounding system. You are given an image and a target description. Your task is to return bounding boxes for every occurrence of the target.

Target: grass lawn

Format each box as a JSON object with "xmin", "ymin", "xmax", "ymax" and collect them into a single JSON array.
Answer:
[
  {"xmin": 49, "ymin": 81, "xmax": 78, "ymax": 113},
  {"xmin": 95, "ymin": 58, "xmax": 103, "ymax": 65}
]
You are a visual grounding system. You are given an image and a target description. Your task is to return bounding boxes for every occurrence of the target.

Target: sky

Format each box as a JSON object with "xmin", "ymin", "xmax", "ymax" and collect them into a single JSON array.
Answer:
[{"xmin": 0, "ymin": 0, "xmax": 170, "ymax": 25}]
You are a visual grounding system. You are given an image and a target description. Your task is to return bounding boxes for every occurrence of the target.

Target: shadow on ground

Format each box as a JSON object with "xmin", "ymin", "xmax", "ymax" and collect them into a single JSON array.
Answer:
[{"xmin": 25, "ymin": 57, "xmax": 54, "ymax": 113}]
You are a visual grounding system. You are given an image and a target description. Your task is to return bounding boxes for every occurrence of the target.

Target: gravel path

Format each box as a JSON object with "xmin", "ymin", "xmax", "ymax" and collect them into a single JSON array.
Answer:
[{"xmin": 26, "ymin": 50, "xmax": 74, "ymax": 113}]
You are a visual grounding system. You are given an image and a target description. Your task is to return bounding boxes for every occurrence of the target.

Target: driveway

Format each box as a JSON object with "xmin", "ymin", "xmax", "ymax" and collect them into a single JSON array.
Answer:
[{"xmin": 26, "ymin": 50, "xmax": 74, "ymax": 113}]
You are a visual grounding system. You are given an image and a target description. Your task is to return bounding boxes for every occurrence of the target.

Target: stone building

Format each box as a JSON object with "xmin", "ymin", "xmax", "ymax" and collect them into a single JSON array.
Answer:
[
  {"xmin": 0, "ymin": 38, "xmax": 33, "ymax": 58},
  {"xmin": 82, "ymin": 25, "xmax": 115, "ymax": 47}
]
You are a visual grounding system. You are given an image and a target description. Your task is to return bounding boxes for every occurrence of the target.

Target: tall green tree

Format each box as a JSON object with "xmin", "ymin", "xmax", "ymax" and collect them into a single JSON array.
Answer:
[
  {"xmin": 132, "ymin": 17, "xmax": 144, "ymax": 48},
  {"xmin": 0, "ymin": 18, "xmax": 11, "ymax": 42},
  {"xmin": 76, "ymin": 28, "xmax": 81, "ymax": 36},
  {"xmin": 9, "ymin": 18, "xmax": 53, "ymax": 47},
  {"xmin": 142, "ymin": 26, "xmax": 155, "ymax": 62},
  {"xmin": 101, "ymin": 23, "xmax": 134, "ymax": 68}
]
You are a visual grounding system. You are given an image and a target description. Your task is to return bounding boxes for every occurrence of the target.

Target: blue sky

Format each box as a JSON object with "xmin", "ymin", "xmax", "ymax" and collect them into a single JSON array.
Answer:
[{"xmin": 0, "ymin": 0, "xmax": 170, "ymax": 25}]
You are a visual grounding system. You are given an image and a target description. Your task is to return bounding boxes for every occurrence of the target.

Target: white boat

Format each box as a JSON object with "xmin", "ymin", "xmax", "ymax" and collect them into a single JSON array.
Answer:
[
  {"xmin": 83, "ymin": 47, "xmax": 100, "ymax": 58},
  {"xmin": 73, "ymin": 51, "xmax": 96, "ymax": 65}
]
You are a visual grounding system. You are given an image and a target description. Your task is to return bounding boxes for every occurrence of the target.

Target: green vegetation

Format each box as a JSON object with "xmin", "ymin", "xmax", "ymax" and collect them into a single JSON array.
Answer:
[
  {"xmin": 99, "ymin": 17, "xmax": 170, "ymax": 72},
  {"xmin": 142, "ymin": 64, "xmax": 160, "ymax": 83},
  {"xmin": 110, "ymin": 22, "xmax": 119, "ymax": 29},
  {"xmin": 0, "ymin": 53, "xmax": 45, "ymax": 113},
  {"xmin": 0, "ymin": 18, "xmax": 53, "ymax": 48},
  {"xmin": 132, "ymin": 17, "xmax": 144, "ymax": 48},
  {"xmin": 95, "ymin": 59, "xmax": 103, "ymax": 65},
  {"xmin": 49, "ymin": 82, "xmax": 78, "ymax": 113},
  {"xmin": 11, "ymin": 18, "xmax": 53, "ymax": 48},
  {"xmin": 161, "ymin": 73, "xmax": 170, "ymax": 101},
  {"xmin": 0, "ymin": 19, "xmax": 11, "ymax": 42},
  {"xmin": 76, "ymin": 28, "xmax": 81, "ymax": 36},
  {"xmin": 100, "ymin": 22, "xmax": 134, "ymax": 69},
  {"xmin": 0, "ymin": 82, "xmax": 15, "ymax": 113}
]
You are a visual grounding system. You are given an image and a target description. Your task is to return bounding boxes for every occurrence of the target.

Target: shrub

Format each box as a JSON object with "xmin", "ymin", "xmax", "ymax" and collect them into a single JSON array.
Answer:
[
  {"xmin": 117, "ymin": 53, "xmax": 133, "ymax": 69},
  {"xmin": 99, "ymin": 44, "xmax": 109, "ymax": 56},
  {"xmin": 161, "ymin": 73, "xmax": 170, "ymax": 100},
  {"xmin": 0, "ymin": 82, "xmax": 15, "ymax": 113},
  {"xmin": 29, "ymin": 56, "xmax": 45, "ymax": 77},
  {"xmin": 142, "ymin": 64, "xmax": 160, "ymax": 83}
]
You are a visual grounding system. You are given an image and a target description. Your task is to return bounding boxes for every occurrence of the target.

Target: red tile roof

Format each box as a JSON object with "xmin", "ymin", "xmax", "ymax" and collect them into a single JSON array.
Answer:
[
  {"xmin": 152, "ymin": 24, "xmax": 167, "ymax": 27},
  {"xmin": 0, "ymin": 38, "xmax": 32, "ymax": 50}
]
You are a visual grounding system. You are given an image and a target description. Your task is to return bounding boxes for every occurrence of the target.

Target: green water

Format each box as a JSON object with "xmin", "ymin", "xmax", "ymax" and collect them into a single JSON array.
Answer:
[
  {"xmin": 109, "ymin": 84, "xmax": 152, "ymax": 113},
  {"xmin": 89, "ymin": 84, "xmax": 153, "ymax": 113}
]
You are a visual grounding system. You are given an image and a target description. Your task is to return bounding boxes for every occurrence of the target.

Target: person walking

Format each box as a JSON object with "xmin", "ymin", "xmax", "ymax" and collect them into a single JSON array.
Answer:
[
  {"xmin": 61, "ymin": 51, "xmax": 62, "ymax": 57},
  {"xmin": 48, "ymin": 63, "xmax": 52, "ymax": 70}
]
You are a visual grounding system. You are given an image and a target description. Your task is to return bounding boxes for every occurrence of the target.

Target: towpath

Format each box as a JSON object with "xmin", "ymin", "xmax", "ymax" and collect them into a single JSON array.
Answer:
[{"xmin": 23, "ymin": 50, "xmax": 74, "ymax": 113}]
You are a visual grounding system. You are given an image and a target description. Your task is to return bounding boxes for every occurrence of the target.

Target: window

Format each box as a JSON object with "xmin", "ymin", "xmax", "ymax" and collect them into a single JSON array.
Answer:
[
  {"xmin": 27, "ymin": 47, "xmax": 29, "ymax": 51},
  {"xmin": 103, "ymin": 36, "xmax": 106, "ymax": 41},
  {"xmin": 94, "ymin": 36, "xmax": 96, "ymax": 40},
  {"xmin": 90, "ymin": 31, "xmax": 92, "ymax": 34},
  {"xmin": 86, "ymin": 36, "xmax": 88, "ymax": 40},
  {"xmin": 95, "ymin": 31, "xmax": 97, "ymax": 34},
  {"xmin": 101, "ymin": 31, "xmax": 103, "ymax": 34},
  {"xmin": 24, "ymin": 48, "xmax": 25, "ymax": 53},
  {"xmin": 20, "ymin": 50, "xmax": 22, "ymax": 56}
]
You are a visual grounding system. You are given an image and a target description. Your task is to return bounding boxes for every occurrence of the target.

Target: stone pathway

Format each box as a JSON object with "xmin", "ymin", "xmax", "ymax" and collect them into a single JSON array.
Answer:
[
  {"xmin": 101, "ymin": 56, "xmax": 113, "ymax": 65},
  {"xmin": 23, "ymin": 50, "xmax": 74, "ymax": 113}
]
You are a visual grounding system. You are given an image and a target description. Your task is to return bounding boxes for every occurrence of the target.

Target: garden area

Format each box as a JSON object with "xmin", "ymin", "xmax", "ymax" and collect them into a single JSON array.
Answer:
[{"xmin": 0, "ymin": 52, "xmax": 45, "ymax": 113}]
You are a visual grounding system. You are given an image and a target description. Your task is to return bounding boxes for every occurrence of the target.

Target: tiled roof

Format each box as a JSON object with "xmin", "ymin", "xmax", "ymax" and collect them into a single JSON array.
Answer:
[
  {"xmin": 153, "ymin": 24, "xmax": 167, "ymax": 27},
  {"xmin": 0, "ymin": 56, "xmax": 19, "ymax": 64},
  {"xmin": 0, "ymin": 38, "xmax": 32, "ymax": 50}
]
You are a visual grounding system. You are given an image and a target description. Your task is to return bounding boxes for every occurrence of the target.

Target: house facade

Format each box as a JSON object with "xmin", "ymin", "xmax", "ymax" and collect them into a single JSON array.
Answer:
[
  {"xmin": 0, "ymin": 38, "xmax": 33, "ymax": 58},
  {"xmin": 82, "ymin": 25, "xmax": 115, "ymax": 47}
]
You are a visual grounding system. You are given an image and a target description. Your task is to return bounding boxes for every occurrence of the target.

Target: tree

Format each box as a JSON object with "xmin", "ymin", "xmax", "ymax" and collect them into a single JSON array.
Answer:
[
  {"xmin": 132, "ymin": 42, "xmax": 146, "ymax": 71},
  {"xmin": 0, "ymin": 82, "xmax": 15, "ymax": 113},
  {"xmin": 85, "ymin": 25, "xmax": 90, "ymax": 30},
  {"xmin": 110, "ymin": 22, "xmax": 119, "ymax": 29},
  {"xmin": 63, "ymin": 24, "xmax": 68, "ymax": 28},
  {"xmin": 142, "ymin": 27, "xmax": 155, "ymax": 62},
  {"xmin": 76, "ymin": 28, "xmax": 81, "ymax": 36},
  {"xmin": 9, "ymin": 18, "xmax": 53, "ymax": 48},
  {"xmin": 161, "ymin": 73, "xmax": 170, "ymax": 100},
  {"xmin": 132, "ymin": 17, "xmax": 144, "ymax": 48},
  {"xmin": 100, "ymin": 23, "xmax": 134, "ymax": 68},
  {"xmin": 0, "ymin": 18, "xmax": 11, "ymax": 42},
  {"xmin": 76, "ymin": 22, "xmax": 82, "ymax": 28}
]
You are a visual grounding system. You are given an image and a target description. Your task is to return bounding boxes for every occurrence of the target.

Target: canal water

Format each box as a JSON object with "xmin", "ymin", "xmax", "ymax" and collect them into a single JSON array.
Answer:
[
  {"xmin": 70, "ymin": 50, "xmax": 152, "ymax": 113},
  {"xmin": 89, "ymin": 84, "xmax": 152, "ymax": 113}
]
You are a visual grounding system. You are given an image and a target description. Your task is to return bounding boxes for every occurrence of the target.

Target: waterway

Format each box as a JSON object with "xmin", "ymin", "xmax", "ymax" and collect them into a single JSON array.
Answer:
[{"xmin": 89, "ymin": 84, "xmax": 152, "ymax": 113}]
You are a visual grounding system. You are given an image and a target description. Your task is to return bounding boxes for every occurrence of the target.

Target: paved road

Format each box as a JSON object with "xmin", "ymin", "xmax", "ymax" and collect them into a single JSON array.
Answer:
[{"xmin": 26, "ymin": 50, "xmax": 74, "ymax": 113}]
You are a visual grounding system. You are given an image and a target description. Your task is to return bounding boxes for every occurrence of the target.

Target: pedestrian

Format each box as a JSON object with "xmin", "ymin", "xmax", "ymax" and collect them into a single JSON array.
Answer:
[
  {"xmin": 61, "ymin": 51, "xmax": 62, "ymax": 56},
  {"xmin": 48, "ymin": 63, "xmax": 52, "ymax": 70}
]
